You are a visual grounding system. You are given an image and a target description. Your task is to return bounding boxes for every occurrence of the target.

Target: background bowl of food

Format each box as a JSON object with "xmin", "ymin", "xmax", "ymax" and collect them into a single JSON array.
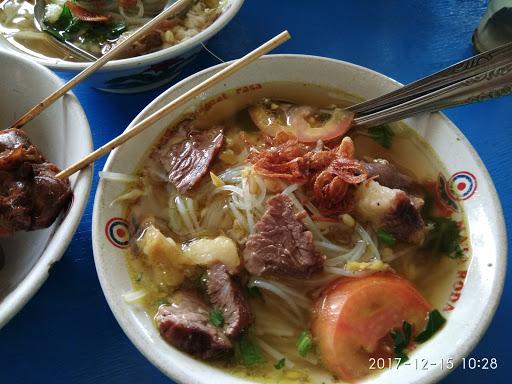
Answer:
[
  {"xmin": 0, "ymin": 0, "xmax": 244, "ymax": 93},
  {"xmin": 92, "ymin": 55, "xmax": 506, "ymax": 383},
  {"xmin": 0, "ymin": 50, "xmax": 92, "ymax": 328}
]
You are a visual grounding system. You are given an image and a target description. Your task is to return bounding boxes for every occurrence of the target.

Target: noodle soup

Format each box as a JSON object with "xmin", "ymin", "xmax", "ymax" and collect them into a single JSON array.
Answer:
[
  {"xmin": 0, "ymin": 0, "xmax": 221, "ymax": 61},
  {"xmin": 109, "ymin": 82, "xmax": 470, "ymax": 383}
]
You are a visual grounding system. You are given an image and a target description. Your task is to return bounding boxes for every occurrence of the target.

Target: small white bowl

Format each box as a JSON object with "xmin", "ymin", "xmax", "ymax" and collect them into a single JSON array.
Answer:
[
  {"xmin": 92, "ymin": 55, "xmax": 507, "ymax": 384},
  {"xmin": 0, "ymin": 0, "xmax": 244, "ymax": 93},
  {"xmin": 0, "ymin": 50, "xmax": 93, "ymax": 328}
]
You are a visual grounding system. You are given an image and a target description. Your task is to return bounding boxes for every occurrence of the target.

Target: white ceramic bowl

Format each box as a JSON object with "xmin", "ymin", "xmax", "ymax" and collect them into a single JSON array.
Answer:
[
  {"xmin": 0, "ymin": 50, "xmax": 93, "ymax": 328},
  {"xmin": 0, "ymin": 0, "xmax": 244, "ymax": 93},
  {"xmin": 92, "ymin": 55, "xmax": 507, "ymax": 384}
]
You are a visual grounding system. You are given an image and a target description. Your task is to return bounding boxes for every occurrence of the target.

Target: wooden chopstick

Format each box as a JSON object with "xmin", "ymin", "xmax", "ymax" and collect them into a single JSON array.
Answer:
[
  {"xmin": 56, "ymin": 30, "xmax": 291, "ymax": 179},
  {"xmin": 11, "ymin": 0, "xmax": 193, "ymax": 130}
]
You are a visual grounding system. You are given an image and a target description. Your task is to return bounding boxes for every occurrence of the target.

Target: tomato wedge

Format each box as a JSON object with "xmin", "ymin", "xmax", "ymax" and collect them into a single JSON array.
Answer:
[
  {"xmin": 66, "ymin": 2, "xmax": 111, "ymax": 23},
  {"xmin": 248, "ymin": 103, "xmax": 353, "ymax": 143},
  {"xmin": 311, "ymin": 273, "xmax": 431, "ymax": 382}
]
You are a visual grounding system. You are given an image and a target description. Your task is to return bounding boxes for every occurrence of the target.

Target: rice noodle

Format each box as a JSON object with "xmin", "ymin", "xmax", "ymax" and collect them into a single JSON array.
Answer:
[
  {"xmin": 201, "ymin": 198, "xmax": 225, "ymax": 230},
  {"xmin": 119, "ymin": 0, "xmax": 145, "ymax": 25},
  {"xmin": 228, "ymin": 202, "xmax": 247, "ymax": 231},
  {"xmin": 287, "ymin": 192, "xmax": 329, "ymax": 242},
  {"xmin": 256, "ymin": 338, "xmax": 295, "ymax": 368},
  {"xmin": 99, "ymin": 171, "xmax": 140, "ymax": 183},
  {"xmin": 282, "ymin": 183, "xmax": 301, "ymax": 196},
  {"xmin": 241, "ymin": 177, "xmax": 255, "ymax": 234},
  {"xmin": 251, "ymin": 174, "xmax": 267, "ymax": 207},
  {"xmin": 213, "ymin": 184, "xmax": 245, "ymax": 197},
  {"xmin": 249, "ymin": 278, "xmax": 304, "ymax": 320},
  {"xmin": 185, "ymin": 198, "xmax": 201, "ymax": 230},
  {"xmin": 273, "ymin": 301, "xmax": 304, "ymax": 328},
  {"xmin": 384, "ymin": 245, "xmax": 418, "ymax": 262},
  {"xmin": 356, "ymin": 224, "xmax": 381, "ymax": 260},
  {"xmin": 325, "ymin": 266, "xmax": 375, "ymax": 278},
  {"xmin": 175, "ymin": 196, "xmax": 195, "ymax": 233},
  {"xmin": 110, "ymin": 188, "xmax": 145, "ymax": 206},
  {"xmin": 314, "ymin": 240, "xmax": 349, "ymax": 253},
  {"xmin": 219, "ymin": 165, "xmax": 248, "ymax": 182},
  {"xmin": 254, "ymin": 323, "xmax": 296, "ymax": 337},
  {"xmin": 325, "ymin": 240, "xmax": 366, "ymax": 266}
]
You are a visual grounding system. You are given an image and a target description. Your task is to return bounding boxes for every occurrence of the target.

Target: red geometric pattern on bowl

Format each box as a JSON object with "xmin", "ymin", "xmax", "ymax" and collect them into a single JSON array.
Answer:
[
  {"xmin": 105, "ymin": 217, "xmax": 130, "ymax": 249},
  {"xmin": 447, "ymin": 171, "xmax": 478, "ymax": 201}
]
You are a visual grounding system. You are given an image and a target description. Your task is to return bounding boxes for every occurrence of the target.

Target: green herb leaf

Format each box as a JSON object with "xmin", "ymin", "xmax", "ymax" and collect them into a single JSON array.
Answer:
[
  {"xmin": 414, "ymin": 310, "xmax": 446, "ymax": 343},
  {"xmin": 390, "ymin": 321, "xmax": 412, "ymax": 365},
  {"xmin": 368, "ymin": 125, "xmax": 394, "ymax": 149},
  {"xmin": 377, "ymin": 228, "xmax": 396, "ymax": 246},
  {"xmin": 274, "ymin": 358, "xmax": 286, "ymax": 369},
  {"xmin": 43, "ymin": 4, "xmax": 126, "ymax": 46},
  {"xmin": 423, "ymin": 217, "xmax": 463, "ymax": 258},
  {"xmin": 209, "ymin": 308, "xmax": 224, "ymax": 327},
  {"xmin": 135, "ymin": 272, "xmax": 143, "ymax": 282},
  {"xmin": 296, "ymin": 331, "xmax": 313, "ymax": 357},
  {"xmin": 247, "ymin": 285, "xmax": 265, "ymax": 301},
  {"xmin": 235, "ymin": 333, "xmax": 265, "ymax": 366},
  {"xmin": 109, "ymin": 21, "xmax": 127, "ymax": 37}
]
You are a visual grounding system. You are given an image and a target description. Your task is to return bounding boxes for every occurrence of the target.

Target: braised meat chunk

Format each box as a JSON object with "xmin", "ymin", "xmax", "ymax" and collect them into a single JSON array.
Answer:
[
  {"xmin": 354, "ymin": 180, "xmax": 425, "ymax": 244},
  {"xmin": 243, "ymin": 194, "xmax": 324, "ymax": 278},
  {"xmin": 361, "ymin": 159, "xmax": 413, "ymax": 190},
  {"xmin": 206, "ymin": 263, "xmax": 253, "ymax": 338},
  {"xmin": 152, "ymin": 125, "xmax": 224, "ymax": 193},
  {"xmin": 0, "ymin": 129, "xmax": 71, "ymax": 237},
  {"xmin": 156, "ymin": 292, "xmax": 232, "ymax": 359}
]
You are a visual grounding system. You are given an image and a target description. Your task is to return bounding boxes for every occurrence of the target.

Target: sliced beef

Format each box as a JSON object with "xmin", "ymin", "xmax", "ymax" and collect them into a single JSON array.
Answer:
[
  {"xmin": 354, "ymin": 180, "xmax": 425, "ymax": 244},
  {"xmin": 206, "ymin": 263, "xmax": 253, "ymax": 338},
  {"xmin": 361, "ymin": 159, "xmax": 413, "ymax": 190},
  {"xmin": 151, "ymin": 125, "xmax": 224, "ymax": 194},
  {"xmin": 243, "ymin": 194, "xmax": 324, "ymax": 278},
  {"xmin": 155, "ymin": 291, "xmax": 232, "ymax": 359},
  {"xmin": 0, "ymin": 129, "xmax": 71, "ymax": 237}
]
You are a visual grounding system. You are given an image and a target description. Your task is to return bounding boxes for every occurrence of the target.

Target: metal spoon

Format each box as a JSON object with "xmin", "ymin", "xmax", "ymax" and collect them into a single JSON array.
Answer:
[{"xmin": 33, "ymin": 0, "xmax": 98, "ymax": 62}]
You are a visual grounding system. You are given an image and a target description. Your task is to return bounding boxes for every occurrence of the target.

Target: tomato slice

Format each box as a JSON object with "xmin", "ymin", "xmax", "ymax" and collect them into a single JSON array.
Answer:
[
  {"xmin": 66, "ymin": 2, "xmax": 111, "ymax": 23},
  {"xmin": 311, "ymin": 273, "xmax": 431, "ymax": 382},
  {"xmin": 248, "ymin": 103, "xmax": 353, "ymax": 143}
]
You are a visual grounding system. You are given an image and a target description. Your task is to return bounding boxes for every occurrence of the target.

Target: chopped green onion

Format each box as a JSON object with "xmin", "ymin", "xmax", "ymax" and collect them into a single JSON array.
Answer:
[
  {"xmin": 390, "ymin": 321, "xmax": 411, "ymax": 364},
  {"xmin": 274, "ymin": 358, "xmax": 286, "ymax": 369},
  {"xmin": 209, "ymin": 309, "xmax": 224, "ymax": 327},
  {"xmin": 415, "ymin": 310, "xmax": 446, "ymax": 343},
  {"xmin": 368, "ymin": 125, "xmax": 394, "ymax": 149},
  {"xmin": 377, "ymin": 229, "xmax": 396, "ymax": 246},
  {"xmin": 423, "ymin": 217, "xmax": 463, "ymax": 258},
  {"xmin": 235, "ymin": 333, "xmax": 265, "ymax": 366},
  {"xmin": 135, "ymin": 272, "xmax": 143, "ymax": 282},
  {"xmin": 296, "ymin": 331, "xmax": 313, "ymax": 357}
]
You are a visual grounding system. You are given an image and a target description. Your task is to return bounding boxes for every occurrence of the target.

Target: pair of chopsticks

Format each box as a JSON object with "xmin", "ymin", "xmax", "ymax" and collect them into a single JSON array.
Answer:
[
  {"xmin": 13, "ymin": 0, "xmax": 194, "ymax": 130},
  {"xmin": 57, "ymin": 30, "xmax": 290, "ymax": 179},
  {"xmin": 7, "ymin": 0, "xmax": 291, "ymax": 180},
  {"xmin": 349, "ymin": 42, "xmax": 512, "ymax": 128}
]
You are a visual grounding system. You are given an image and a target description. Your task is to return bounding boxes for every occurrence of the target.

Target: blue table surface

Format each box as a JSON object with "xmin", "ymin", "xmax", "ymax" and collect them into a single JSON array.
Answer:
[{"xmin": 1, "ymin": 1, "xmax": 510, "ymax": 383}]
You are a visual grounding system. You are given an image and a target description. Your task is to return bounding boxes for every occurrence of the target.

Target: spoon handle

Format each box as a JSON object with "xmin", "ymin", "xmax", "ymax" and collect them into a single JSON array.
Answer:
[
  {"xmin": 348, "ymin": 41, "xmax": 512, "ymax": 116},
  {"xmin": 49, "ymin": 38, "xmax": 99, "ymax": 62},
  {"xmin": 353, "ymin": 61, "xmax": 512, "ymax": 128}
]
